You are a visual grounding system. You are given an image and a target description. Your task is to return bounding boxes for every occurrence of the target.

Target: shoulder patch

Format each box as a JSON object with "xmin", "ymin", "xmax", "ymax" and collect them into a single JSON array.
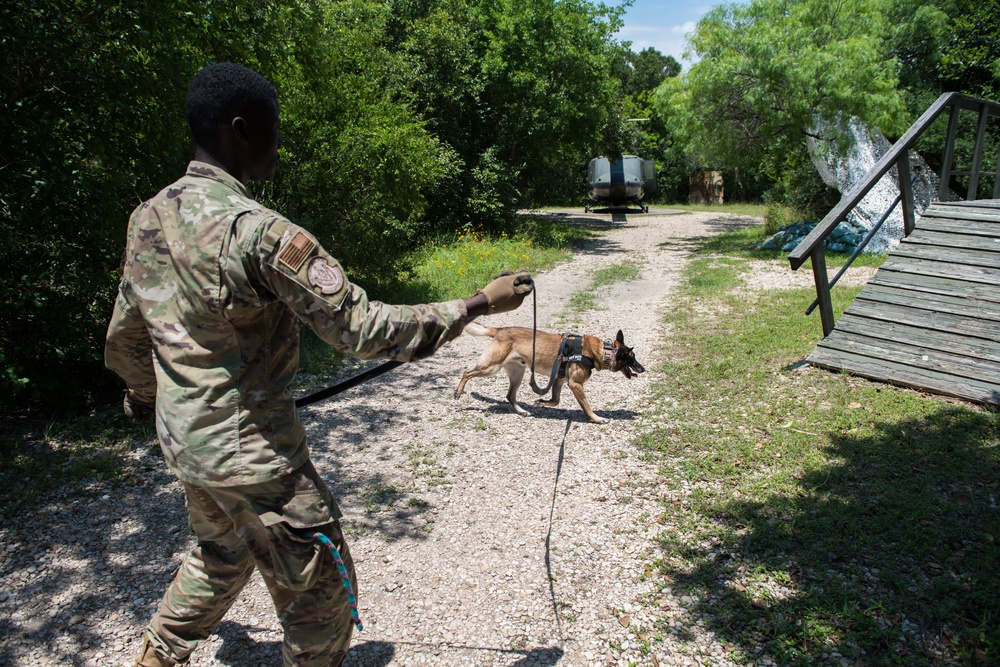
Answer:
[
  {"xmin": 277, "ymin": 231, "xmax": 316, "ymax": 272},
  {"xmin": 307, "ymin": 257, "xmax": 345, "ymax": 295}
]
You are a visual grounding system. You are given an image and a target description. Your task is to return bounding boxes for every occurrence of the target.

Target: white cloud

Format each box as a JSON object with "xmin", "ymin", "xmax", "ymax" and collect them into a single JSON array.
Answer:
[{"xmin": 616, "ymin": 21, "xmax": 699, "ymax": 68}]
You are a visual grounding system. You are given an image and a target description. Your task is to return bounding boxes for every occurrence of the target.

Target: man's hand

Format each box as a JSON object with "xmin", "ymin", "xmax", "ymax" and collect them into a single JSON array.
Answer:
[
  {"xmin": 475, "ymin": 270, "xmax": 533, "ymax": 315},
  {"xmin": 123, "ymin": 390, "xmax": 155, "ymax": 424}
]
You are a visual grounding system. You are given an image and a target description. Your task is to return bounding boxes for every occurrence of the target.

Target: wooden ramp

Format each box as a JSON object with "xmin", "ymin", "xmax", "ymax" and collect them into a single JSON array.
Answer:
[{"xmin": 808, "ymin": 199, "xmax": 1000, "ymax": 407}]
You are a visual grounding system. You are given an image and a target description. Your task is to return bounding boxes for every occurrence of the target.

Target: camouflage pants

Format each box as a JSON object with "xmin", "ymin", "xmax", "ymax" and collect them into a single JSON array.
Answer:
[{"xmin": 144, "ymin": 461, "xmax": 357, "ymax": 666}]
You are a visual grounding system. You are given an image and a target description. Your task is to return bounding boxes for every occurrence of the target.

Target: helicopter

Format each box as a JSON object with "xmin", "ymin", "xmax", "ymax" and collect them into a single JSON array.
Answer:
[{"xmin": 585, "ymin": 155, "xmax": 656, "ymax": 213}]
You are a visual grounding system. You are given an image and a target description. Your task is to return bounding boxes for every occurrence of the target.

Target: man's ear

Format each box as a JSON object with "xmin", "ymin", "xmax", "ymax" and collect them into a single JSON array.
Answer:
[{"xmin": 231, "ymin": 116, "xmax": 249, "ymax": 143}]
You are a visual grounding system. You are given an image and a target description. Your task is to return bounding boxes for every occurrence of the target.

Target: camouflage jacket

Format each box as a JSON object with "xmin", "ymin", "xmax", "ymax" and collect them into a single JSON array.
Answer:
[{"xmin": 105, "ymin": 162, "xmax": 468, "ymax": 487}]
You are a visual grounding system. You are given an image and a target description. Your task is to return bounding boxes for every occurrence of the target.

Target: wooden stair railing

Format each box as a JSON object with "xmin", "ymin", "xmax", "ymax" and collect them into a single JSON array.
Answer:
[{"xmin": 788, "ymin": 92, "xmax": 1000, "ymax": 337}]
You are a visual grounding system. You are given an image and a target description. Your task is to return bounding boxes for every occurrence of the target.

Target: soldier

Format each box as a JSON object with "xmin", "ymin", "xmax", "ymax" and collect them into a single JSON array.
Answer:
[{"xmin": 105, "ymin": 62, "xmax": 532, "ymax": 667}]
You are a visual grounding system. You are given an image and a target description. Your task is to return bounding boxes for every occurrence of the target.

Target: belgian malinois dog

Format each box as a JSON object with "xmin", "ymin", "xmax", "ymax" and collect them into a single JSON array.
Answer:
[{"xmin": 454, "ymin": 322, "xmax": 645, "ymax": 423}]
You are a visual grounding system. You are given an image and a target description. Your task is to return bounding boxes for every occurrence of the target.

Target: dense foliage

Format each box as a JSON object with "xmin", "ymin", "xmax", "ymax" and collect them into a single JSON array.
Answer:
[
  {"xmin": 655, "ymin": 0, "xmax": 914, "ymax": 182},
  {"xmin": 0, "ymin": 0, "xmax": 627, "ymax": 404},
  {"xmin": 654, "ymin": 0, "xmax": 998, "ymax": 206},
  {"xmin": 3, "ymin": 0, "xmax": 997, "ymax": 407},
  {"xmin": 383, "ymin": 0, "xmax": 628, "ymax": 217}
]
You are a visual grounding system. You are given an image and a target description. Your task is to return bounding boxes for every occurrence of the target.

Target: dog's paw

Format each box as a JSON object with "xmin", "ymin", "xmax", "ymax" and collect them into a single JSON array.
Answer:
[{"xmin": 588, "ymin": 415, "xmax": 607, "ymax": 424}]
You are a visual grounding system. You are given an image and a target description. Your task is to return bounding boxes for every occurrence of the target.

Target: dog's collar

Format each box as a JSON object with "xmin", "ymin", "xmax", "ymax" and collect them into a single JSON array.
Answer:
[{"xmin": 602, "ymin": 338, "xmax": 614, "ymax": 369}]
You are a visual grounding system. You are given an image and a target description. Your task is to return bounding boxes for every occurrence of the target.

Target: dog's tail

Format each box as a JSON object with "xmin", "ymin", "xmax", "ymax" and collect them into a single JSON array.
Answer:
[{"xmin": 463, "ymin": 320, "xmax": 497, "ymax": 338}]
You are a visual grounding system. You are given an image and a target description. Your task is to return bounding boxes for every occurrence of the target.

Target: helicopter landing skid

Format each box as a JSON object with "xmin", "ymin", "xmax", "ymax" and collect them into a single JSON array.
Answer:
[{"xmin": 585, "ymin": 204, "xmax": 648, "ymax": 214}]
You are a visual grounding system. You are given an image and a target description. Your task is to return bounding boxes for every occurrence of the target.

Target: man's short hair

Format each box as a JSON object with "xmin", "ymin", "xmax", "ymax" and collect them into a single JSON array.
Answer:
[{"xmin": 185, "ymin": 62, "xmax": 277, "ymax": 154}]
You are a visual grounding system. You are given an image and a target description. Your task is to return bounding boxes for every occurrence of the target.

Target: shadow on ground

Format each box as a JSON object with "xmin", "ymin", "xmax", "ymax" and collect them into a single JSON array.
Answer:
[
  {"xmin": 465, "ymin": 391, "xmax": 641, "ymax": 423},
  {"xmin": 660, "ymin": 405, "xmax": 1000, "ymax": 666},
  {"xmin": 702, "ymin": 215, "xmax": 763, "ymax": 234},
  {"xmin": 0, "ymin": 372, "xmax": 437, "ymax": 665},
  {"xmin": 209, "ymin": 626, "xmax": 401, "ymax": 667},
  {"xmin": 350, "ymin": 640, "xmax": 563, "ymax": 666}
]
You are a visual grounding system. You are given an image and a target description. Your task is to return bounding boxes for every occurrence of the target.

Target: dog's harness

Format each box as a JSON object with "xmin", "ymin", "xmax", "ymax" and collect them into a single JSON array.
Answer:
[
  {"xmin": 528, "ymin": 281, "xmax": 616, "ymax": 397},
  {"xmin": 558, "ymin": 335, "xmax": 616, "ymax": 376},
  {"xmin": 561, "ymin": 334, "xmax": 591, "ymax": 374},
  {"xmin": 529, "ymin": 333, "xmax": 615, "ymax": 396}
]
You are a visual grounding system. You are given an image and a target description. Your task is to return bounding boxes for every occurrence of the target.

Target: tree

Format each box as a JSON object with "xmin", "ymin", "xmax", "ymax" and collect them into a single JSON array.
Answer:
[
  {"xmin": 624, "ymin": 47, "xmax": 680, "ymax": 98},
  {"xmin": 653, "ymin": 0, "xmax": 915, "ymax": 181},
  {"xmin": 605, "ymin": 46, "xmax": 686, "ymax": 202},
  {"xmin": 937, "ymin": 0, "xmax": 1000, "ymax": 100},
  {"xmin": 391, "ymin": 0, "xmax": 627, "ymax": 216},
  {"xmin": 907, "ymin": 0, "xmax": 1000, "ymax": 195},
  {"xmin": 262, "ymin": 0, "xmax": 456, "ymax": 288},
  {"xmin": 1, "ymin": 2, "xmax": 212, "ymax": 401},
  {"xmin": 0, "ymin": 0, "xmax": 453, "ymax": 403},
  {"xmin": 0, "ymin": 0, "xmax": 636, "ymax": 405}
]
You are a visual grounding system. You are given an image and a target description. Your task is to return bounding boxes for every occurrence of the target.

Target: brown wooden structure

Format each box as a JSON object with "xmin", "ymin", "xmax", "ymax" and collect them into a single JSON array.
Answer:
[
  {"xmin": 788, "ymin": 93, "xmax": 1000, "ymax": 406},
  {"xmin": 807, "ymin": 199, "xmax": 1000, "ymax": 405},
  {"xmin": 689, "ymin": 170, "xmax": 724, "ymax": 205}
]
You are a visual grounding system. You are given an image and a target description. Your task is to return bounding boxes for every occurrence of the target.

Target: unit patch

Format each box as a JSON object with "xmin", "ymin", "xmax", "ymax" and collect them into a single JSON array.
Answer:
[
  {"xmin": 277, "ymin": 231, "xmax": 316, "ymax": 272},
  {"xmin": 307, "ymin": 257, "xmax": 345, "ymax": 295}
]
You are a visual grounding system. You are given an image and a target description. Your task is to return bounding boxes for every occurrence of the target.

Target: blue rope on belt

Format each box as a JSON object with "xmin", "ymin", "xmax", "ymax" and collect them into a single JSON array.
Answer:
[{"xmin": 308, "ymin": 531, "xmax": 363, "ymax": 632}]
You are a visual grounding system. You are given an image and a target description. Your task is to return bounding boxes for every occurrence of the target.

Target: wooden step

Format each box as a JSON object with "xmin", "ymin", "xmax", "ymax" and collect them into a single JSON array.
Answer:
[
  {"xmin": 806, "ymin": 199, "xmax": 1000, "ymax": 406},
  {"xmin": 808, "ymin": 346, "xmax": 1000, "ymax": 406},
  {"xmin": 902, "ymin": 229, "xmax": 1000, "ymax": 251},
  {"xmin": 856, "ymin": 283, "xmax": 1000, "ymax": 322},
  {"xmin": 870, "ymin": 269, "xmax": 1000, "ymax": 302},
  {"xmin": 816, "ymin": 329, "xmax": 1000, "ymax": 386}
]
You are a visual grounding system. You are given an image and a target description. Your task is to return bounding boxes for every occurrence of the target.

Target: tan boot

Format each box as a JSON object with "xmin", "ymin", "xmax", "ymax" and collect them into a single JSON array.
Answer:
[{"xmin": 134, "ymin": 636, "xmax": 173, "ymax": 667}]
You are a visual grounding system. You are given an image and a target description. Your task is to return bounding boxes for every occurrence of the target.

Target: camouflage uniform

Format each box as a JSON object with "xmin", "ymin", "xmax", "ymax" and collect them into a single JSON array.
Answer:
[{"xmin": 105, "ymin": 162, "xmax": 468, "ymax": 665}]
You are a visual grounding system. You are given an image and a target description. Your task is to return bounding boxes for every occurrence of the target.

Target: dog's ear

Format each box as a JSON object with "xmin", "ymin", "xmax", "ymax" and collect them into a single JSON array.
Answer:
[{"xmin": 616, "ymin": 330, "xmax": 624, "ymax": 345}]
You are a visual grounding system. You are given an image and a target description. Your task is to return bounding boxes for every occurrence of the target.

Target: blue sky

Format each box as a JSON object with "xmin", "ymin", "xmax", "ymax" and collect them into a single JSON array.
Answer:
[{"xmin": 613, "ymin": 0, "xmax": 723, "ymax": 68}]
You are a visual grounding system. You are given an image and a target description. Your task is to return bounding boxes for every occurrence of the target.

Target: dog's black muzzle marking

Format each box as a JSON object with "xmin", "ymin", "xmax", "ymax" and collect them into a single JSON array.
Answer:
[
  {"xmin": 622, "ymin": 362, "xmax": 645, "ymax": 379},
  {"xmin": 614, "ymin": 345, "xmax": 645, "ymax": 379}
]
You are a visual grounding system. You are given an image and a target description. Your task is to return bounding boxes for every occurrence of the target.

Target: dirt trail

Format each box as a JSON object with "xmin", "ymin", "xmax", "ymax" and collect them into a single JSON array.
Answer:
[
  {"xmin": 296, "ymin": 209, "xmax": 757, "ymax": 667},
  {"xmin": 0, "ymin": 209, "xmax": 760, "ymax": 667}
]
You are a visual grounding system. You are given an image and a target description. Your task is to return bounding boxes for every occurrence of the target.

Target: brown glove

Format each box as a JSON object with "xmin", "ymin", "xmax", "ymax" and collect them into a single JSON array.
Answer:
[
  {"xmin": 123, "ymin": 390, "xmax": 155, "ymax": 424},
  {"xmin": 477, "ymin": 270, "xmax": 533, "ymax": 314}
]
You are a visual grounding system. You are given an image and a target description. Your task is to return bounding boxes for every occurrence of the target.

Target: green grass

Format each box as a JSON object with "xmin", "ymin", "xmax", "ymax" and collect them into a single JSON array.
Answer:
[
  {"xmin": 0, "ymin": 412, "xmax": 144, "ymax": 513},
  {"xmin": 403, "ymin": 217, "xmax": 591, "ymax": 302},
  {"xmin": 592, "ymin": 260, "xmax": 642, "ymax": 288},
  {"xmin": 668, "ymin": 202, "xmax": 770, "ymax": 218},
  {"xmin": 689, "ymin": 224, "xmax": 888, "ymax": 270},
  {"xmin": 359, "ymin": 482, "xmax": 404, "ymax": 513},
  {"xmin": 404, "ymin": 440, "xmax": 448, "ymax": 486},
  {"xmin": 563, "ymin": 259, "xmax": 644, "ymax": 317},
  {"xmin": 639, "ymin": 230, "xmax": 1000, "ymax": 666},
  {"xmin": 567, "ymin": 290, "xmax": 599, "ymax": 313}
]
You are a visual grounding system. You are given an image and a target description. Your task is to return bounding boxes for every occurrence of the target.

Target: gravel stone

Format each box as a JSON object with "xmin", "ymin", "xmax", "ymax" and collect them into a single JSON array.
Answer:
[{"xmin": 1, "ymin": 209, "xmax": 772, "ymax": 666}]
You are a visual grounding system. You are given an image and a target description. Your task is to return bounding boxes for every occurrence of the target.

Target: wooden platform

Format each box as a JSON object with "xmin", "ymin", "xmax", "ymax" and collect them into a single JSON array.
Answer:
[{"xmin": 808, "ymin": 199, "xmax": 1000, "ymax": 406}]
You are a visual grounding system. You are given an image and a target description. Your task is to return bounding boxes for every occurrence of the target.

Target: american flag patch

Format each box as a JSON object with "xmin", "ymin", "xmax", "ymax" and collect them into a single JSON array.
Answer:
[{"xmin": 277, "ymin": 231, "xmax": 316, "ymax": 272}]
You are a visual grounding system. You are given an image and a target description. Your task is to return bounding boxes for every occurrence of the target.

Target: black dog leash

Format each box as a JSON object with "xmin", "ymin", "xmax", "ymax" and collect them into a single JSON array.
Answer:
[
  {"xmin": 295, "ymin": 360, "xmax": 402, "ymax": 408},
  {"xmin": 527, "ymin": 280, "xmax": 566, "ymax": 397},
  {"xmin": 297, "ymin": 273, "xmax": 538, "ymax": 409}
]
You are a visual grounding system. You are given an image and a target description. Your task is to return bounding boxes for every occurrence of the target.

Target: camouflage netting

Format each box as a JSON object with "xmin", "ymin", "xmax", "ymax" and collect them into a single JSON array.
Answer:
[{"xmin": 759, "ymin": 118, "xmax": 942, "ymax": 256}]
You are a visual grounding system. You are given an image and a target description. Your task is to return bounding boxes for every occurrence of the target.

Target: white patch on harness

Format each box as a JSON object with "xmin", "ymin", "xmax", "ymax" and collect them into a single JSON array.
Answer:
[{"xmin": 307, "ymin": 257, "xmax": 345, "ymax": 295}]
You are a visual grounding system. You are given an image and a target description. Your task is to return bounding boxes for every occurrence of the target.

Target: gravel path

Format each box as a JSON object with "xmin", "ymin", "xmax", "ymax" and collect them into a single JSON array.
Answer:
[{"xmin": 0, "ymin": 209, "xmax": 762, "ymax": 667}]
